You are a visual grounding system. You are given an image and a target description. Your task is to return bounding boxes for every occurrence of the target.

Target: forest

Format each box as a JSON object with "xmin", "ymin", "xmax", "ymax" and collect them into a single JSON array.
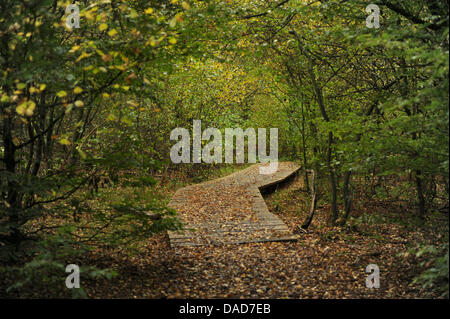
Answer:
[{"xmin": 0, "ymin": 0, "xmax": 448, "ymax": 299}]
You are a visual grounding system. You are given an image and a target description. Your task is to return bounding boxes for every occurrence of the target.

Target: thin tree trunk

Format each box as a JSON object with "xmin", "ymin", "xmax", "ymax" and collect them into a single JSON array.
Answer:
[
  {"xmin": 342, "ymin": 170, "xmax": 353, "ymax": 223},
  {"xmin": 2, "ymin": 117, "xmax": 21, "ymax": 245},
  {"xmin": 300, "ymin": 98, "xmax": 310, "ymax": 191},
  {"xmin": 415, "ymin": 170, "xmax": 426, "ymax": 217},
  {"xmin": 302, "ymin": 169, "xmax": 318, "ymax": 229},
  {"xmin": 326, "ymin": 131, "xmax": 338, "ymax": 224},
  {"xmin": 299, "ymin": 35, "xmax": 338, "ymax": 224}
]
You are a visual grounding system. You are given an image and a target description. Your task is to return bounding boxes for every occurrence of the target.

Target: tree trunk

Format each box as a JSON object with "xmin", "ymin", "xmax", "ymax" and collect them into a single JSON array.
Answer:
[
  {"xmin": 415, "ymin": 170, "xmax": 426, "ymax": 217},
  {"xmin": 302, "ymin": 169, "xmax": 318, "ymax": 229},
  {"xmin": 342, "ymin": 170, "xmax": 353, "ymax": 223},
  {"xmin": 327, "ymin": 131, "xmax": 338, "ymax": 224},
  {"xmin": 2, "ymin": 117, "xmax": 21, "ymax": 245},
  {"xmin": 300, "ymin": 98, "xmax": 310, "ymax": 192}
]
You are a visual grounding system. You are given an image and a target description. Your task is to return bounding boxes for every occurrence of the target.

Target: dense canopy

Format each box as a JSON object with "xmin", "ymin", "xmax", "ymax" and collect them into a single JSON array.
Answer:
[{"xmin": 0, "ymin": 0, "xmax": 448, "ymax": 299}]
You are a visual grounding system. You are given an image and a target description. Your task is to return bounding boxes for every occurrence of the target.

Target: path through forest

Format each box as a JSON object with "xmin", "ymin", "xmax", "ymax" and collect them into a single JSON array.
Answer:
[
  {"xmin": 83, "ymin": 163, "xmax": 440, "ymax": 298},
  {"xmin": 168, "ymin": 162, "xmax": 300, "ymax": 247}
]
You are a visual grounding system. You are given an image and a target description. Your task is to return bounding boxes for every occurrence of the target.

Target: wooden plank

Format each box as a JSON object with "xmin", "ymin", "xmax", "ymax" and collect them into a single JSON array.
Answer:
[{"xmin": 168, "ymin": 162, "xmax": 300, "ymax": 248}]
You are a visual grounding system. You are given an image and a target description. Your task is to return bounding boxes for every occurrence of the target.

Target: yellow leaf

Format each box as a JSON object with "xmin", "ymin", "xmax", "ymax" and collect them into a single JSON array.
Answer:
[
  {"xmin": 73, "ymin": 87, "xmax": 83, "ymax": 94},
  {"xmin": 15, "ymin": 99, "xmax": 37, "ymax": 116},
  {"xmin": 129, "ymin": 9, "xmax": 138, "ymax": 19},
  {"xmin": 102, "ymin": 93, "xmax": 110, "ymax": 99},
  {"xmin": 76, "ymin": 52, "xmax": 92, "ymax": 62},
  {"xmin": 25, "ymin": 100, "xmax": 36, "ymax": 116},
  {"xmin": 59, "ymin": 138, "xmax": 71, "ymax": 145},
  {"xmin": 101, "ymin": 54, "xmax": 113, "ymax": 62},
  {"xmin": 145, "ymin": 8, "xmax": 154, "ymax": 14},
  {"xmin": 147, "ymin": 37, "xmax": 156, "ymax": 47},
  {"xmin": 169, "ymin": 37, "xmax": 177, "ymax": 44},
  {"xmin": 181, "ymin": 1, "xmax": 190, "ymax": 10},
  {"xmin": 108, "ymin": 29, "xmax": 118, "ymax": 37},
  {"xmin": 74, "ymin": 100, "xmax": 84, "ymax": 107},
  {"xmin": 57, "ymin": 91, "xmax": 67, "ymax": 98},
  {"xmin": 99, "ymin": 23, "xmax": 108, "ymax": 31},
  {"xmin": 39, "ymin": 84, "xmax": 46, "ymax": 91},
  {"xmin": 175, "ymin": 13, "xmax": 184, "ymax": 22},
  {"xmin": 16, "ymin": 102, "xmax": 27, "ymax": 116},
  {"xmin": 69, "ymin": 45, "xmax": 80, "ymax": 53}
]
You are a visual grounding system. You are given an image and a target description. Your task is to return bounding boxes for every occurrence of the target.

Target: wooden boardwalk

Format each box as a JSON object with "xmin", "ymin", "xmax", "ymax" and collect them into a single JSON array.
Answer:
[{"xmin": 168, "ymin": 162, "xmax": 300, "ymax": 248}]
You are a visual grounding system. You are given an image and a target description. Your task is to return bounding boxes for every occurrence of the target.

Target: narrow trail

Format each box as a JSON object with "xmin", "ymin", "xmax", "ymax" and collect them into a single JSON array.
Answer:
[{"xmin": 168, "ymin": 162, "xmax": 301, "ymax": 247}]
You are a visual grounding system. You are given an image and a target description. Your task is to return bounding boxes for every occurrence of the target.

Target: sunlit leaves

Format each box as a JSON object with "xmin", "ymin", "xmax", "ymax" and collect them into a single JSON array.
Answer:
[
  {"xmin": 16, "ymin": 100, "xmax": 36, "ymax": 116},
  {"xmin": 108, "ymin": 29, "xmax": 118, "ymax": 37},
  {"xmin": 76, "ymin": 52, "xmax": 92, "ymax": 62},
  {"xmin": 59, "ymin": 138, "xmax": 71, "ymax": 145},
  {"xmin": 57, "ymin": 91, "xmax": 67, "ymax": 98},
  {"xmin": 69, "ymin": 45, "xmax": 81, "ymax": 53},
  {"xmin": 29, "ymin": 86, "xmax": 39, "ymax": 94},
  {"xmin": 74, "ymin": 100, "xmax": 84, "ymax": 107},
  {"xmin": 182, "ymin": 2, "xmax": 191, "ymax": 11},
  {"xmin": 73, "ymin": 87, "xmax": 83, "ymax": 94},
  {"xmin": 99, "ymin": 23, "xmax": 108, "ymax": 31},
  {"xmin": 169, "ymin": 17, "xmax": 177, "ymax": 28},
  {"xmin": 1, "ymin": 95, "xmax": 10, "ymax": 103}
]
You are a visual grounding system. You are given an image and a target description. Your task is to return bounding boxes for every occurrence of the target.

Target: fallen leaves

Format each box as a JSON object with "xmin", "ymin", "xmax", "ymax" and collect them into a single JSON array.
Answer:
[
  {"xmin": 5, "ymin": 166, "xmax": 445, "ymax": 299},
  {"xmin": 75, "ymin": 166, "xmax": 446, "ymax": 299}
]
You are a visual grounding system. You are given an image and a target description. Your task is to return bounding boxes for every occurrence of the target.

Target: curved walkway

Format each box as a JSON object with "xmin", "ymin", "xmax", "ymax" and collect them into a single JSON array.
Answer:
[{"xmin": 168, "ymin": 162, "xmax": 300, "ymax": 247}]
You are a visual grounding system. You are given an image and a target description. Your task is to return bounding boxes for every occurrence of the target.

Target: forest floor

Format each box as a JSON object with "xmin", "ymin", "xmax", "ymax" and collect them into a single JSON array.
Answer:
[
  {"xmin": 2, "ymin": 165, "xmax": 447, "ymax": 298},
  {"xmin": 80, "ymin": 166, "xmax": 448, "ymax": 299}
]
